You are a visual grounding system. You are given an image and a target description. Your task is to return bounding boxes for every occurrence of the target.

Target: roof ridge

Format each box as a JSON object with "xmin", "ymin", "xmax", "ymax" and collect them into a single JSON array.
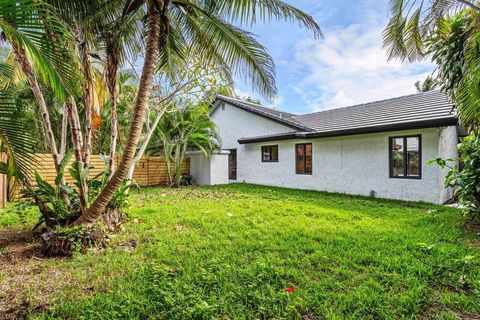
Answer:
[
  {"xmin": 217, "ymin": 94, "xmax": 297, "ymax": 116},
  {"xmin": 297, "ymin": 91, "xmax": 447, "ymax": 117}
]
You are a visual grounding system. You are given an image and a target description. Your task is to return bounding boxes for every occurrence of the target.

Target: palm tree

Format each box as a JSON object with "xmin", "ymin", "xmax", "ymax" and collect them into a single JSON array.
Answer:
[
  {"xmin": 149, "ymin": 102, "xmax": 220, "ymax": 186},
  {"xmin": 74, "ymin": 0, "xmax": 321, "ymax": 225},
  {"xmin": 94, "ymin": 7, "xmax": 143, "ymax": 180},
  {"xmin": 383, "ymin": 0, "xmax": 480, "ymax": 125},
  {"xmin": 0, "ymin": 0, "xmax": 79, "ymax": 172},
  {"xmin": 415, "ymin": 76, "xmax": 438, "ymax": 92}
]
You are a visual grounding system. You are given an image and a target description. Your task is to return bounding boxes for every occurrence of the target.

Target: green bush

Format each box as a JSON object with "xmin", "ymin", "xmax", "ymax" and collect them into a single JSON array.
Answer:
[{"xmin": 433, "ymin": 130, "xmax": 480, "ymax": 220}]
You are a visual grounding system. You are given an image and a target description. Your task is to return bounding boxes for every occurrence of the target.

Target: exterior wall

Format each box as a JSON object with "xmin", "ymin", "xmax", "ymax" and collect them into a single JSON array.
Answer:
[
  {"xmin": 237, "ymin": 127, "xmax": 460, "ymax": 203},
  {"xmin": 438, "ymin": 126, "xmax": 458, "ymax": 203},
  {"xmin": 210, "ymin": 100, "xmax": 458, "ymax": 203},
  {"xmin": 188, "ymin": 151, "xmax": 230, "ymax": 186},
  {"xmin": 210, "ymin": 102, "xmax": 296, "ymax": 149}
]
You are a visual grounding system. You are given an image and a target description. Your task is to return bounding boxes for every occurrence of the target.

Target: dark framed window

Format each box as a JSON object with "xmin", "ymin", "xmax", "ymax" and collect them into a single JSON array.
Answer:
[
  {"xmin": 296, "ymin": 143, "xmax": 312, "ymax": 175},
  {"xmin": 228, "ymin": 149, "xmax": 237, "ymax": 180},
  {"xmin": 389, "ymin": 135, "xmax": 421, "ymax": 179},
  {"xmin": 261, "ymin": 145, "xmax": 278, "ymax": 162}
]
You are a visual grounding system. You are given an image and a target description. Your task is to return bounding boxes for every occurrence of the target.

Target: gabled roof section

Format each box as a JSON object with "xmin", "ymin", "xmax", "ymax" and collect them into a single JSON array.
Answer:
[
  {"xmin": 214, "ymin": 91, "xmax": 458, "ymax": 144},
  {"xmin": 214, "ymin": 95, "xmax": 313, "ymax": 131},
  {"xmin": 291, "ymin": 91, "xmax": 456, "ymax": 133}
]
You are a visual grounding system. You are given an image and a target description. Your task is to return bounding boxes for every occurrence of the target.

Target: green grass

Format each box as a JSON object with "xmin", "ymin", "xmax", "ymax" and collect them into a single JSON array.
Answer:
[{"xmin": 2, "ymin": 184, "xmax": 480, "ymax": 319}]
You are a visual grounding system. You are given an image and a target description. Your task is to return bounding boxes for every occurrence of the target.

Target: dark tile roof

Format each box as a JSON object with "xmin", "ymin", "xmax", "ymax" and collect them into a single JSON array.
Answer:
[
  {"xmin": 215, "ymin": 91, "xmax": 458, "ymax": 143},
  {"xmin": 292, "ymin": 91, "xmax": 456, "ymax": 133}
]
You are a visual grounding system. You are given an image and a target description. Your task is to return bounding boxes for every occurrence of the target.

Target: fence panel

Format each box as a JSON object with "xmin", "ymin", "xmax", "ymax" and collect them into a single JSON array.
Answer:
[{"xmin": 0, "ymin": 154, "xmax": 190, "ymax": 205}]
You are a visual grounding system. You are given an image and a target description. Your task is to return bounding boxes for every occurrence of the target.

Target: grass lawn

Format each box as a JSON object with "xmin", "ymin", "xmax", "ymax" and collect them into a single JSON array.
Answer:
[{"xmin": 1, "ymin": 184, "xmax": 479, "ymax": 319}]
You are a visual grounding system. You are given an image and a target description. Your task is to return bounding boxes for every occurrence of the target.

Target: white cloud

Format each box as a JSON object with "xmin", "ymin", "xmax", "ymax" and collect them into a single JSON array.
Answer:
[{"xmin": 292, "ymin": 23, "xmax": 435, "ymax": 111}]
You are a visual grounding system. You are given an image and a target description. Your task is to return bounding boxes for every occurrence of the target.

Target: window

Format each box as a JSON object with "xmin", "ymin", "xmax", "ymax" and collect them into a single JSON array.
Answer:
[
  {"xmin": 228, "ymin": 149, "xmax": 237, "ymax": 180},
  {"xmin": 261, "ymin": 145, "xmax": 278, "ymax": 162},
  {"xmin": 296, "ymin": 143, "xmax": 312, "ymax": 175},
  {"xmin": 389, "ymin": 135, "xmax": 421, "ymax": 179}
]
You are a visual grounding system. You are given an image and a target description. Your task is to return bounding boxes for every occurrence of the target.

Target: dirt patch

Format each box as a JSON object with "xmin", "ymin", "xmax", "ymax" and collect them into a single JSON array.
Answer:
[{"xmin": 0, "ymin": 227, "xmax": 67, "ymax": 319}]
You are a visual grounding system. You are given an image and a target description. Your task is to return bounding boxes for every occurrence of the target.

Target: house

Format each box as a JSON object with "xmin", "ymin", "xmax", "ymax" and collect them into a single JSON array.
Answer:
[{"xmin": 189, "ymin": 91, "xmax": 460, "ymax": 204}]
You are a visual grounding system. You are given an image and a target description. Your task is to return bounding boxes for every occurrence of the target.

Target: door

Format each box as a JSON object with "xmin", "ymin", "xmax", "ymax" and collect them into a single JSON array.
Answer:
[{"xmin": 228, "ymin": 149, "xmax": 237, "ymax": 180}]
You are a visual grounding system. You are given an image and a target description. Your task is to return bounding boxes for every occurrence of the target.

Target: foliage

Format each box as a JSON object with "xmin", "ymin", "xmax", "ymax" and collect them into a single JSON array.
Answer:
[
  {"xmin": 94, "ymin": 70, "xmax": 138, "ymax": 155},
  {"xmin": 414, "ymin": 75, "xmax": 438, "ymax": 92},
  {"xmin": 41, "ymin": 224, "xmax": 108, "ymax": 256},
  {"xmin": 0, "ymin": 90, "xmax": 38, "ymax": 190},
  {"xmin": 23, "ymin": 149, "xmax": 130, "ymax": 228},
  {"xmin": 1, "ymin": 185, "xmax": 478, "ymax": 318},
  {"xmin": 0, "ymin": 0, "xmax": 80, "ymax": 99},
  {"xmin": 1, "ymin": 0, "xmax": 321, "ymax": 226},
  {"xmin": 431, "ymin": 130, "xmax": 480, "ymax": 220},
  {"xmin": 149, "ymin": 102, "xmax": 220, "ymax": 186},
  {"xmin": 383, "ymin": 1, "xmax": 480, "ymax": 125}
]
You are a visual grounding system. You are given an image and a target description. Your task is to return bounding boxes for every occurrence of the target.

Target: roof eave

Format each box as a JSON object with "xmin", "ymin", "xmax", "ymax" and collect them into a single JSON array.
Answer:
[{"xmin": 237, "ymin": 118, "xmax": 458, "ymax": 144}]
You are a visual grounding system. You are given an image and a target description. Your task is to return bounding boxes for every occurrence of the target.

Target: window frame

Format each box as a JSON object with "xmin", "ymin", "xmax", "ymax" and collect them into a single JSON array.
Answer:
[
  {"xmin": 389, "ymin": 135, "xmax": 422, "ymax": 180},
  {"xmin": 295, "ymin": 143, "xmax": 313, "ymax": 175},
  {"xmin": 261, "ymin": 145, "xmax": 279, "ymax": 162}
]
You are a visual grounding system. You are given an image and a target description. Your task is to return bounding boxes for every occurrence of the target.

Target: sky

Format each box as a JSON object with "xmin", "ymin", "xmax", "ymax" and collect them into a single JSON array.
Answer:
[{"xmin": 235, "ymin": 0, "xmax": 436, "ymax": 114}]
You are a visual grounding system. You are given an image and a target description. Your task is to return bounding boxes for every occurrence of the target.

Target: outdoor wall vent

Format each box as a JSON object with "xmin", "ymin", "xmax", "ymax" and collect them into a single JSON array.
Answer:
[{"xmin": 221, "ymin": 103, "xmax": 225, "ymax": 111}]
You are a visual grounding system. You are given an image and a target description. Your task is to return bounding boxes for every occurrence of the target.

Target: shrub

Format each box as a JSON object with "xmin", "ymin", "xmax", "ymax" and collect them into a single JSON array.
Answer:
[{"xmin": 432, "ymin": 130, "xmax": 480, "ymax": 220}]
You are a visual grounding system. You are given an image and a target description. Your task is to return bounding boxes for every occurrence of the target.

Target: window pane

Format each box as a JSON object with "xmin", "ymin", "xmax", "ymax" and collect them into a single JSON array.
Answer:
[
  {"xmin": 262, "ymin": 146, "xmax": 278, "ymax": 162},
  {"xmin": 407, "ymin": 137, "xmax": 420, "ymax": 177},
  {"xmin": 305, "ymin": 144, "xmax": 312, "ymax": 174},
  {"xmin": 262, "ymin": 147, "xmax": 270, "ymax": 161},
  {"xmin": 296, "ymin": 144, "xmax": 305, "ymax": 174},
  {"xmin": 271, "ymin": 146, "xmax": 278, "ymax": 161},
  {"xmin": 391, "ymin": 138, "xmax": 404, "ymax": 177}
]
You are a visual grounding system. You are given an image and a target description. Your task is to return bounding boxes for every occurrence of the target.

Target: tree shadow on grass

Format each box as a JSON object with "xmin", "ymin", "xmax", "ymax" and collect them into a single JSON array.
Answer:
[{"xmin": 0, "ymin": 227, "xmax": 57, "ymax": 320}]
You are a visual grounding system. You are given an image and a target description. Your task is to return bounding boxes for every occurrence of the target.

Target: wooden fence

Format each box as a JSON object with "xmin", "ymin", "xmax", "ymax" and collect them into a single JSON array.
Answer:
[{"xmin": 0, "ymin": 153, "xmax": 190, "ymax": 208}]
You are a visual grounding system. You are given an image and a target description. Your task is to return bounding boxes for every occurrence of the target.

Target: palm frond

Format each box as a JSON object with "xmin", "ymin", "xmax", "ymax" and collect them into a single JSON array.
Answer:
[
  {"xmin": 180, "ymin": 4, "xmax": 277, "ymax": 99},
  {"xmin": 201, "ymin": 0, "xmax": 322, "ymax": 39},
  {"xmin": 0, "ymin": 0, "xmax": 80, "ymax": 100},
  {"xmin": 0, "ymin": 90, "xmax": 38, "ymax": 182}
]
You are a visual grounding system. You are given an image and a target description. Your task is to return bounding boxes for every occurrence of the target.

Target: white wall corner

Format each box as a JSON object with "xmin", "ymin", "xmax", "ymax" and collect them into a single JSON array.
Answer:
[
  {"xmin": 438, "ymin": 126, "xmax": 459, "ymax": 204},
  {"xmin": 187, "ymin": 150, "xmax": 230, "ymax": 186}
]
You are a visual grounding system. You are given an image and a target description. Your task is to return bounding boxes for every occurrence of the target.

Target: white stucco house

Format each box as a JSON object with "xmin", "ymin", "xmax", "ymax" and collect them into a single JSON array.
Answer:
[{"xmin": 189, "ymin": 91, "xmax": 461, "ymax": 204}]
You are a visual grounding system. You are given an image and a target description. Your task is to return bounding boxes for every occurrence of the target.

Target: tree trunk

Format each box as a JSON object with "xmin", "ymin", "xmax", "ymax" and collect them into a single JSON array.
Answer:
[
  {"xmin": 106, "ymin": 44, "xmax": 119, "ymax": 181},
  {"xmin": 78, "ymin": 31, "xmax": 94, "ymax": 173},
  {"xmin": 65, "ymin": 98, "xmax": 88, "ymax": 214},
  {"xmin": 126, "ymin": 107, "xmax": 167, "ymax": 182},
  {"xmin": 73, "ymin": 1, "xmax": 166, "ymax": 225},
  {"xmin": 12, "ymin": 42, "xmax": 61, "ymax": 171},
  {"xmin": 60, "ymin": 103, "xmax": 68, "ymax": 157}
]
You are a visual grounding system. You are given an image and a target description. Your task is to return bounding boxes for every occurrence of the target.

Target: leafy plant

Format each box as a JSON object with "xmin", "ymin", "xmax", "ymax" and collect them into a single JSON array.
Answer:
[
  {"xmin": 429, "ymin": 130, "xmax": 480, "ymax": 220},
  {"xmin": 149, "ymin": 102, "xmax": 220, "ymax": 187}
]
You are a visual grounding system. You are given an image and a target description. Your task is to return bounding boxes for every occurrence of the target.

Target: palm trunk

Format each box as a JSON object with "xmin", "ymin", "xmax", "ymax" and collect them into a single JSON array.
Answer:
[
  {"xmin": 65, "ymin": 98, "xmax": 88, "ymax": 214},
  {"xmin": 78, "ymin": 32, "xmax": 94, "ymax": 174},
  {"xmin": 73, "ymin": 2, "xmax": 166, "ymax": 225},
  {"xmin": 106, "ymin": 44, "xmax": 119, "ymax": 181},
  {"xmin": 12, "ymin": 42, "xmax": 61, "ymax": 171}
]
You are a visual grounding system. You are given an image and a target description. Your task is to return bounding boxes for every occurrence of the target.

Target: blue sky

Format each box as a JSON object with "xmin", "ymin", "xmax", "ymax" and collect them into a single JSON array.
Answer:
[{"xmin": 235, "ymin": 0, "xmax": 436, "ymax": 114}]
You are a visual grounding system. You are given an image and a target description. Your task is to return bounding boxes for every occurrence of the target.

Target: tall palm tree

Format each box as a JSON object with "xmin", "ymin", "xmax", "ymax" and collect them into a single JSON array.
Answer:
[
  {"xmin": 0, "ymin": 0, "xmax": 79, "ymax": 172},
  {"xmin": 72, "ymin": 0, "xmax": 321, "ymax": 225}
]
